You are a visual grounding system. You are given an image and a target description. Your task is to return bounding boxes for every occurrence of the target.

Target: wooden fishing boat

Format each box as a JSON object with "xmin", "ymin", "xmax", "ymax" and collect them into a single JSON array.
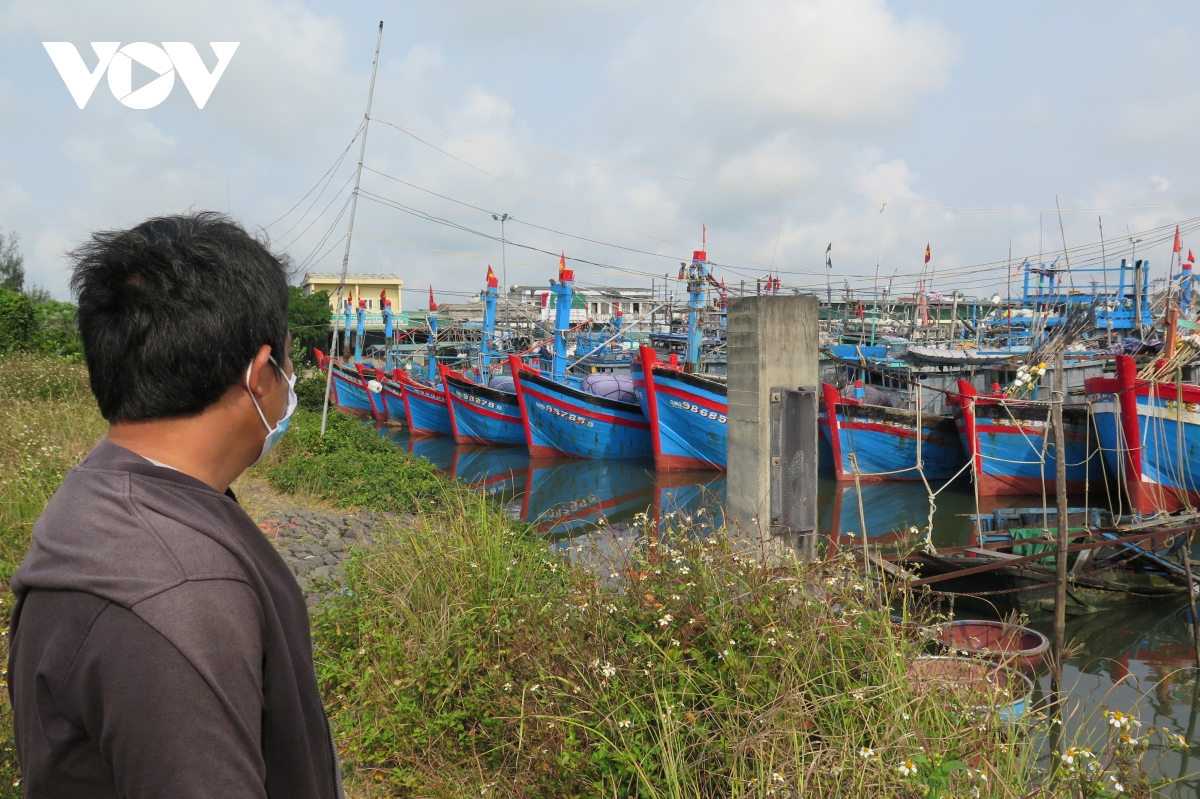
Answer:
[
  {"xmin": 1086, "ymin": 354, "xmax": 1200, "ymax": 513},
  {"xmin": 952, "ymin": 380, "xmax": 1096, "ymax": 496},
  {"xmin": 313, "ymin": 349, "xmax": 373, "ymax": 415},
  {"xmin": 634, "ymin": 346, "xmax": 727, "ymax": 471},
  {"xmin": 821, "ymin": 381, "xmax": 965, "ymax": 482},
  {"xmin": 441, "ymin": 364, "xmax": 525, "ymax": 446},
  {"xmin": 373, "ymin": 366, "xmax": 407, "ymax": 425}
]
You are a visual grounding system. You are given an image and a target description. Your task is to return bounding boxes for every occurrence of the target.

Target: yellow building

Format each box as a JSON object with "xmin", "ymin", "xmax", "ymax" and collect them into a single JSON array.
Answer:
[{"xmin": 301, "ymin": 272, "xmax": 404, "ymax": 312}]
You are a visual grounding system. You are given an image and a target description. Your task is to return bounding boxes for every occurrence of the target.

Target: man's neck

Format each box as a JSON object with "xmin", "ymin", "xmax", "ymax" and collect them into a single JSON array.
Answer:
[{"xmin": 106, "ymin": 396, "xmax": 257, "ymax": 492}]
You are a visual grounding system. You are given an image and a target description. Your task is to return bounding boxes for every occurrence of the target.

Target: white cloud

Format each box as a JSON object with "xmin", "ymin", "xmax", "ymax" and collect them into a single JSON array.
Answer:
[{"xmin": 603, "ymin": 0, "xmax": 958, "ymax": 130}]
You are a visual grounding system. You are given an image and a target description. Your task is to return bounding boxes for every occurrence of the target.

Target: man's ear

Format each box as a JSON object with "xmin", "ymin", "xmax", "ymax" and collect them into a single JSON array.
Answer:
[{"xmin": 245, "ymin": 344, "xmax": 276, "ymax": 399}]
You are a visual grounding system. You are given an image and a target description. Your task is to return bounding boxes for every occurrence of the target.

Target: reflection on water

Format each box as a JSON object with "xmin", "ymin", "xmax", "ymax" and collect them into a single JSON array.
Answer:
[{"xmin": 383, "ymin": 426, "xmax": 1200, "ymax": 786}]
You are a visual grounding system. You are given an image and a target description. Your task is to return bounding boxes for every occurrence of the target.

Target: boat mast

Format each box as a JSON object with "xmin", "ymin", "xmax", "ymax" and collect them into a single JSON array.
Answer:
[
  {"xmin": 550, "ymin": 259, "xmax": 575, "ymax": 380},
  {"xmin": 381, "ymin": 290, "xmax": 393, "ymax": 372},
  {"xmin": 685, "ymin": 248, "xmax": 708, "ymax": 373},
  {"xmin": 426, "ymin": 286, "xmax": 438, "ymax": 383},
  {"xmin": 481, "ymin": 267, "xmax": 499, "ymax": 377},
  {"xmin": 353, "ymin": 293, "xmax": 365, "ymax": 364}
]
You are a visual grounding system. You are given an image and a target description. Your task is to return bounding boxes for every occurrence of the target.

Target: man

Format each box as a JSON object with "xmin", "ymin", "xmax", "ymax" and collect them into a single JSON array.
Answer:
[{"xmin": 8, "ymin": 213, "xmax": 342, "ymax": 798}]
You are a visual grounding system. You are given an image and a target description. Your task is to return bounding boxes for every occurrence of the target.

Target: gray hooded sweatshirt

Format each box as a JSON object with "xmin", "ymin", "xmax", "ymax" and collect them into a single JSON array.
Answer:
[{"xmin": 8, "ymin": 440, "xmax": 342, "ymax": 799}]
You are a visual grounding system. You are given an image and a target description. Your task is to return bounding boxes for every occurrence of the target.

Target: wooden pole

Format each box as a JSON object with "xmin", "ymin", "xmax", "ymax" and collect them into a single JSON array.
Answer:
[
  {"xmin": 1051, "ymin": 349, "xmax": 1070, "ymax": 701},
  {"xmin": 1176, "ymin": 371, "xmax": 1200, "ymax": 668}
]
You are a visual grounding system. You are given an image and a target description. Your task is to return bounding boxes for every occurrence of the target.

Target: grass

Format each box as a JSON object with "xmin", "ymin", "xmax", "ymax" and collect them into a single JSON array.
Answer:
[{"xmin": 0, "ymin": 353, "xmax": 107, "ymax": 797}]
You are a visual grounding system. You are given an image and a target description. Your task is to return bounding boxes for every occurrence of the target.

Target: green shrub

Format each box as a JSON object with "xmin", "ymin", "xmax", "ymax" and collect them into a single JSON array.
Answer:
[
  {"xmin": 296, "ymin": 373, "xmax": 331, "ymax": 412},
  {"xmin": 31, "ymin": 300, "xmax": 81, "ymax": 360},
  {"xmin": 289, "ymin": 286, "xmax": 331, "ymax": 365},
  {"xmin": 265, "ymin": 409, "xmax": 444, "ymax": 513},
  {"xmin": 0, "ymin": 289, "xmax": 34, "ymax": 354}
]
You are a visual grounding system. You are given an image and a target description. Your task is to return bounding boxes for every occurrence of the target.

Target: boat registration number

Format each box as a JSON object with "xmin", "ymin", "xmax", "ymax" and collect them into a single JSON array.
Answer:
[
  {"xmin": 668, "ymin": 398, "xmax": 727, "ymax": 424},
  {"xmin": 535, "ymin": 401, "xmax": 595, "ymax": 427},
  {"xmin": 461, "ymin": 393, "xmax": 504, "ymax": 412}
]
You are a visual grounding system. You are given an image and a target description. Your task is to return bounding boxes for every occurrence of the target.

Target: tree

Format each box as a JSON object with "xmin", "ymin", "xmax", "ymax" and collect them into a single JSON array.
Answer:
[
  {"xmin": 0, "ymin": 228, "xmax": 24, "ymax": 293},
  {"xmin": 0, "ymin": 288, "xmax": 35, "ymax": 353},
  {"xmin": 287, "ymin": 286, "xmax": 332, "ymax": 364},
  {"xmin": 32, "ymin": 299, "xmax": 82, "ymax": 359}
]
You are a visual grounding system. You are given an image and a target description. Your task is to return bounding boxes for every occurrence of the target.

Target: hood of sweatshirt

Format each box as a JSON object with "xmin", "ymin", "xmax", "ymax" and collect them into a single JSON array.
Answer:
[{"xmin": 12, "ymin": 439, "xmax": 257, "ymax": 608}]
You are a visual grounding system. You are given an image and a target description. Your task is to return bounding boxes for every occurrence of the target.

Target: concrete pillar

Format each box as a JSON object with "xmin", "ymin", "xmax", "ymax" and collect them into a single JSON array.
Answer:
[{"xmin": 726, "ymin": 294, "xmax": 819, "ymax": 549}]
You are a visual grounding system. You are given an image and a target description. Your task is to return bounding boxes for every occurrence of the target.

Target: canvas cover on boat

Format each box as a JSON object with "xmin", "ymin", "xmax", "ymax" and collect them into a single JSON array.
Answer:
[
  {"xmin": 580, "ymin": 372, "xmax": 637, "ymax": 403},
  {"xmin": 489, "ymin": 375, "xmax": 516, "ymax": 393}
]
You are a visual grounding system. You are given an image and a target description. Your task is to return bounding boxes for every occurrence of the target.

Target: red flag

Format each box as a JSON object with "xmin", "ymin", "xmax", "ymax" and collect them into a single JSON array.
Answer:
[
  {"xmin": 1174, "ymin": 225, "xmax": 1183, "ymax": 254},
  {"xmin": 380, "ymin": 289, "xmax": 390, "ymax": 308},
  {"xmin": 428, "ymin": 285, "xmax": 437, "ymax": 312},
  {"xmin": 1189, "ymin": 249, "xmax": 1195, "ymax": 264},
  {"xmin": 486, "ymin": 264, "xmax": 499, "ymax": 288},
  {"xmin": 558, "ymin": 252, "xmax": 574, "ymax": 283},
  {"xmin": 702, "ymin": 224, "xmax": 706, "ymax": 247},
  {"xmin": 924, "ymin": 243, "xmax": 931, "ymax": 264}
]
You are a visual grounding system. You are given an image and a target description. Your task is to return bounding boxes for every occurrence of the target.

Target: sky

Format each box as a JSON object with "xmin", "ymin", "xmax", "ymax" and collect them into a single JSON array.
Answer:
[{"xmin": 2, "ymin": 0, "xmax": 1200, "ymax": 309}]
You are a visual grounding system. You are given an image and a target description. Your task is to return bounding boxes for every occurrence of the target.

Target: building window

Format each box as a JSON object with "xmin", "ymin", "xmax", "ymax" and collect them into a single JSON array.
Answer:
[
  {"xmin": 366, "ymin": 299, "xmax": 374, "ymax": 310},
  {"xmin": 632, "ymin": 302, "xmax": 641, "ymax": 314},
  {"xmin": 591, "ymin": 302, "xmax": 599, "ymax": 314},
  {"xmin": 601, "ymin": 303, "xmax": 610, "ymax": 315}
]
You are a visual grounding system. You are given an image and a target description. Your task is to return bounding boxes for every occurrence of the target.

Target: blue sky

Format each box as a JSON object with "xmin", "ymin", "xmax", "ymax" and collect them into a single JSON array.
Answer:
[{"xmin": 2, "ymin": 0, "xmax": 1199, "ymax": 308}]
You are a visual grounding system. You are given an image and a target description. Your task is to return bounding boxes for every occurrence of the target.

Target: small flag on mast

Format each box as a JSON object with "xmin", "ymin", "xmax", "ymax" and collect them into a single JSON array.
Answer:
[
  {"xmin": 558, "ymin": 252, "xmax": 573, "ymax": 282},
  {"xmin": 1174, "ymin": 225, "xmax": 1183, "ymax": 254},
  {"xmin": 702, "ymin": 224, "xmax": 706, "ymax": 247},
  {"xmin": 1189, "ymin": 249, "xmax": 1195, "ymax": 264},
  {"xmin": 486, "ymin": 264, "xmax": 498, "ymax": 288},
  {"xmin": 925, "ymin": 243, "xmax": 931, "ymax": 264},
  {"xmin": 428, "ymin": 285, "xmax": 437, "ymax": 312}
]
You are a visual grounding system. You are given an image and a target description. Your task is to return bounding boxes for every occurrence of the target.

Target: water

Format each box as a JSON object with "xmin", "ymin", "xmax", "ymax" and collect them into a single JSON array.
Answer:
[{"xmin": 384, "ymin": 426, "xmax": 1200, "ymax": 792}]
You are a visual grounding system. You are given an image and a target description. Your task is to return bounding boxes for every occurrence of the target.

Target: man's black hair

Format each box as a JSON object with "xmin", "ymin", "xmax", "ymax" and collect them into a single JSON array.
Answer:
[{"xmin": 70, "ymin": 212, "xmax": 292, "ymax": 422}]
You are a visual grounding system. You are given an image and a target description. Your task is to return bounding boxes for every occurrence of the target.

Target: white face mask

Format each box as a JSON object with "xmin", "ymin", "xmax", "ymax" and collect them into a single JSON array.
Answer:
[{"xmin": 246, "ymin": 355, "xmax": 297, "ymax": 465}]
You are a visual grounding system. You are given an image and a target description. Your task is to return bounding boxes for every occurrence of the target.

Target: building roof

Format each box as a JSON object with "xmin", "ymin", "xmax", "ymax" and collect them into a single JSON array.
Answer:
[{"xmin": 303, "ymin": 272, "xmax": 403, "ymax": 282}]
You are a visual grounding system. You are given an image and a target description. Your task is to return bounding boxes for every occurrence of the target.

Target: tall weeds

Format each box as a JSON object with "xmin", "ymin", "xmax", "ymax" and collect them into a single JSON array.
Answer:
[{"xmin": 314, "ymin": 496, "xmax": 1036, "ymax": 798}]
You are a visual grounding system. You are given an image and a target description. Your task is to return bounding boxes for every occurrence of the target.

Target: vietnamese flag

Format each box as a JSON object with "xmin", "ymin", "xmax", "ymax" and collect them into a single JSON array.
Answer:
[
  {"xmin": 428, "ymin": 285, "xmax": 437, "ymax": 312},
  {"xmin": 558, "ymin": 252, "xmax": 567, "ymax": 280},
  {"xmin": 486, "ymin": 264, "xmax": 498, "ymax": 288},
  {"xmin": 1189, "ymin": 249, "xmax": 1195, "ymax": 264},
  {"xmin": 924, "ymin": 243, "xmax": 931, "ymax": 264},
  {"xmin": 1174, "ymin": 225, "xmax": 1183, "ymax": 254}
]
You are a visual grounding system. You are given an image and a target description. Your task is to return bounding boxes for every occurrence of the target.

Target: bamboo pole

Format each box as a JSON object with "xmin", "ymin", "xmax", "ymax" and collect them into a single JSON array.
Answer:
[{"xmin": 322, "ymin": 21, "xmax": 384, "ymax": 437}]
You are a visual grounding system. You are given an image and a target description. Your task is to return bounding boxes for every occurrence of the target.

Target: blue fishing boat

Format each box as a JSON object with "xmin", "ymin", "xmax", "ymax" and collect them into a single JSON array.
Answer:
[
  {"xmin": 512, "ymin": 366, "xmax": 652, "ymax": 459},
  {"xmin": 373, "ymin": 366, "xmax": 407, "ymax": 425},
  {"xmin": 953, "ymin": 379, "xmax": 1094, "ymax": 496},
  {"xmin": 398, "ymin": 288, "xmax": 452, "ymax": 436},
  {"xmin": 633, "ymin": 249, "xmax": 728, "ymax": 471},
  {"xmin": 635, "ymin": 346, "xmax": 727, "ymax": 471},
  {"xmin": 510, "ymin": 259, "xmax": 653, "ymax": 460},
  {"xmin": 1086, "ymin": 354, "xmax": 1200, "ymax": 513},
  {"xmin": 314, "ymin": 348, "xmax": 373, "ymax": 414},
  {"xmin": 820, "ymin": 381, "xmax": 965, "ymax": 482},
  {"xmin": 440, "ymin": 266, "xmax": 527, "ymax": 446},
  {"xmin": 442, "ymin": 366, "xmax": 525, "ymax": 445}
]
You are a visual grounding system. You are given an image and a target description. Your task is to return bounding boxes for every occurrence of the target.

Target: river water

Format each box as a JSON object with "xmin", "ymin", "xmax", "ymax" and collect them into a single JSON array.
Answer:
[{"xmin": 385, "ymin": 426, "xmax": 1200, "ymax": 793}]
